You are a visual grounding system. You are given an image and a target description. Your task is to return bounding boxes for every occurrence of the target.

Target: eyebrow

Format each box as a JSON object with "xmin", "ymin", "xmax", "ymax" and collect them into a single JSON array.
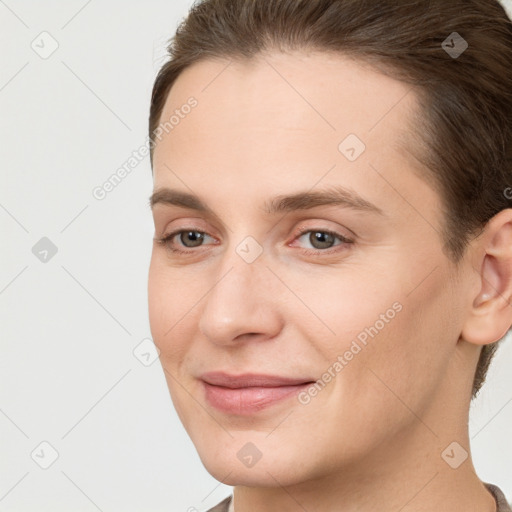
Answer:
[{"xmin": 149, "ymin": 185, "xmax": 384, "ymax": 217}]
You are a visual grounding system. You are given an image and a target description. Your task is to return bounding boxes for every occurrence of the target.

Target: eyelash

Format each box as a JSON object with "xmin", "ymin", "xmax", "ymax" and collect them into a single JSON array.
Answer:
[{"xmin": 155, "ymin": 226, "xmax": 353, "ymax": 257}]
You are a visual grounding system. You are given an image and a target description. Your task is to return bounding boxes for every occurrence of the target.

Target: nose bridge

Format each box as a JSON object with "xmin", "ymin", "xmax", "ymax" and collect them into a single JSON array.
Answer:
[
  {"xmin": 198, "ymin": 237, "xmax": 280, "ymax": 344},
  {"xmin": 210, "ymin": 228, "xmax": 268, "ymax": 302}
]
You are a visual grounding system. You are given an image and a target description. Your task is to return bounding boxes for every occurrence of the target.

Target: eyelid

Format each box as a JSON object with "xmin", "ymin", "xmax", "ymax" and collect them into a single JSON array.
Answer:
[{"xmin": 293, "ymin": 223, "xmax": 354, "ymax": 242}]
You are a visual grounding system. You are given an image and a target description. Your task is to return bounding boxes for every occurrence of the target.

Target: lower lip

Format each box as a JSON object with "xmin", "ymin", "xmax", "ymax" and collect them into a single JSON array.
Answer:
[{"xmin": 202, "ymin": 381, "xmax": 313, "ymax": 415}]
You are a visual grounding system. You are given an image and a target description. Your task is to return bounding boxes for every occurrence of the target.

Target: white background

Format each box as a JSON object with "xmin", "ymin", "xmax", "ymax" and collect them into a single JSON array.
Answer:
[{"xmin": 1, "ymin": 1, "xmax": 511, "ymax": 510}]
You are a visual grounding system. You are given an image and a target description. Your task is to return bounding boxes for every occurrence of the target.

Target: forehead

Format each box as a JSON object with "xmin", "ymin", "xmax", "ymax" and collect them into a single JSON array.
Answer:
[
  {"xmin": 155, "ymin": 52, "xmax": 415, "ymax": 146},
  {"xmin": 152, "ymin": 51, "xmax": 435, "ymax": 221}
]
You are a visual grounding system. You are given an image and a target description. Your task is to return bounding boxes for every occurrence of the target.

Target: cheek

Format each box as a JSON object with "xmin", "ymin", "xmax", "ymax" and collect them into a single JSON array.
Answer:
[
  {"xmin": 333, "ymin": 266, "xmax": 458, "ymax": 419},
  {"xmin": 148, "ymin": 259, "xmax": 196, "ymax": 422},
  {"xmin": 147, "ymin": 258, "xmax": 189, "ymax": 361},
  {"xmin": 289, "ymin": 257, "xmax": 457, "ymax": 407},
  {"xmin": 289, "ymin": 266, "xmax": 458, "ymax": 462},
  {"xmin": 147, "ymin": 260, "xmax": 166, "ymax": 341},
  {"xmin": 281, "ymin": 262, "xmax": 404, "ymax": 359}
]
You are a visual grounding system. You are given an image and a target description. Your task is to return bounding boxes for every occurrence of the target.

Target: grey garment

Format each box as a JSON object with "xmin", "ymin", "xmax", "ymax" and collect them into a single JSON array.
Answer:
[
  {"xmin": 205, "ymin": 483, "xmax": 511, "ymax": 512},
  {"xmin": 487, "ymin": 483, "xmax": 512, "ymax": 512},
  {"xmin": 205, "ymin": 494, "xmax": 232, "ymax": 512}
]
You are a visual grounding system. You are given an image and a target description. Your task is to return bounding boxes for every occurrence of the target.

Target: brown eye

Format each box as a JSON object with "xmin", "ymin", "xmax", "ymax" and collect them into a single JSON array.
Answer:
[
  {"xmin": 295, "ymin": 228, "xmax": 352, "ymax": 253},
  {"xmin": 308, "ymin": 231, "xmax": 336, "ymax": 250},
  {"xmin": 178, "ymin": 230, "xmax": 205, "ymax": 248},
  {"xmin": 155, "ymin": 228, "xmax": 216, "ymax": 254}
]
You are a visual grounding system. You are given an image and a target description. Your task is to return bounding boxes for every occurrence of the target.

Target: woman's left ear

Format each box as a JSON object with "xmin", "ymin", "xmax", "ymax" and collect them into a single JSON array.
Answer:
[{"xmin": 461, "ymin": 208, "xmax": 512, "ymax": 346}]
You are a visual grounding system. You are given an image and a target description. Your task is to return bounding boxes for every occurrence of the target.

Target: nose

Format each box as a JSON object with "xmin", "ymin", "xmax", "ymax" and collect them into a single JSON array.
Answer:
[{"xmin": 198, "ymin": 252, "xmax": 283, "ymax": 347}]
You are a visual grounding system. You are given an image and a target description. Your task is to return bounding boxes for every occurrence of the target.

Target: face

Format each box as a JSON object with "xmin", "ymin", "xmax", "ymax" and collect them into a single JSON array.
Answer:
[{"xmin": 148, "ymin": 52, "xmax": 470, "ymax": 486}]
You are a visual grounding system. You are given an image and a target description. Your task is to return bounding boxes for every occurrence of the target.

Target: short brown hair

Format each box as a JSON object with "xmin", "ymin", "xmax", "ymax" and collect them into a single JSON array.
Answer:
[{"xmin": 148, "ymin": 0, "xmax": 512, "ymax": 398}]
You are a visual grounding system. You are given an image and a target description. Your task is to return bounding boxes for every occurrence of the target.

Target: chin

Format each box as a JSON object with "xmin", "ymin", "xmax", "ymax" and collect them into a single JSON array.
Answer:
[{"xmin": 197, "ymin": 446, "xmax": 313, "ymax": 488}]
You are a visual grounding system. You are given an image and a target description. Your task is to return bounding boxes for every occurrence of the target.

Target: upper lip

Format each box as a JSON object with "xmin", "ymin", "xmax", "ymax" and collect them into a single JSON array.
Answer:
[{"xmin": 201, "ymin": 372, "xmax": 315, "ymax": 388}]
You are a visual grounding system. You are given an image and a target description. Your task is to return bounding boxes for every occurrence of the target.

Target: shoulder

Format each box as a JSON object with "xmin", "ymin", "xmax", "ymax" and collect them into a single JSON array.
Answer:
[{"xmin": 203, "ymin": 494, "xmax": 233, "ymax": 512}]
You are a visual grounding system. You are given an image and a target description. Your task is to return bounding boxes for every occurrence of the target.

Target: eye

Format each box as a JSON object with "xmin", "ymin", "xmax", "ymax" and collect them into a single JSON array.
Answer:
[
  {"xmin": 154, "ymin": 228, "xmax": 216, "ymax": 254},
  {"xmin": 293, "ymin": 227, "xmax": 353, "ymax": 255},
  {"xmin": 154, "ymin": 226, "xmax": 353, "ymax": 256}
]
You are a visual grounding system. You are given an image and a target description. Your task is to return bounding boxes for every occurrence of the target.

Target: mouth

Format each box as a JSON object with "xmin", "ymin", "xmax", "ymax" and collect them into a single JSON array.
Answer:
[{"xmin": 200, "ymin": 372, "xmax": 316, "ymax": 415}]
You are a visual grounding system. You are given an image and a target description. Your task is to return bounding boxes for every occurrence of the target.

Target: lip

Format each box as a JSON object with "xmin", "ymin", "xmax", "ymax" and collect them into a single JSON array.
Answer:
[{"xmin": 200, "ymin": 372, "xmax": 316, "ymax": 415}]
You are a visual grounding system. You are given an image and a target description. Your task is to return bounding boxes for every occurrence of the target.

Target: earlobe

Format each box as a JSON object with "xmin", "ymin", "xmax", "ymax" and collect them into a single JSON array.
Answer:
[{"xmin": 461, "ymin": 209, "xmax": 512, "ymax": 346}]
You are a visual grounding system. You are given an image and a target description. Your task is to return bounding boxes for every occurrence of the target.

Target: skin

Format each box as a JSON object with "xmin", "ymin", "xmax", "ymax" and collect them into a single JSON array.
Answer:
[{"xmin": 148, "ymin": 51, "xmax": 512, "ymax": 512}]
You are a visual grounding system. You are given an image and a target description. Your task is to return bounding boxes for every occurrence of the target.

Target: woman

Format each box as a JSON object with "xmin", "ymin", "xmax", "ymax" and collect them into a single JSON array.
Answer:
[{"xmin": 147, "ymin": 1, "xmax": 512, "ymax": 510}]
